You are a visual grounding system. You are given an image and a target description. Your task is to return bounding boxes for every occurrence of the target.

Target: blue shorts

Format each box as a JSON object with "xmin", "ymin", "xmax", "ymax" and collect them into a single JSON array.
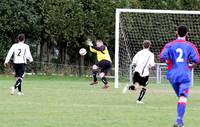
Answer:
[
  {"xmin": 167, "ymin": 70, "xmax": 191, "ymax": 97},
  {"xmin": 169, "ymin": 81, "xmax": 190, "ymax": 97}
]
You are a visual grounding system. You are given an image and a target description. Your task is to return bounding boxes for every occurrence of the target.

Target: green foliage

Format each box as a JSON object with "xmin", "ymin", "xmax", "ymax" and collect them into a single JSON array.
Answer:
[
  {"xmin": 1, "ymin": 0, "xmax": 200, "ymax": 65},
  {"xmin": 0, "ymin": 36, "xmax": 11, "ymax": 59},
  {"xmin": 0, "ymin": 0, "xmax": 41, "ymax": 39},
  {"xmin": 0, "ymin": 35, "xmax": 12, "ymax": 72}
]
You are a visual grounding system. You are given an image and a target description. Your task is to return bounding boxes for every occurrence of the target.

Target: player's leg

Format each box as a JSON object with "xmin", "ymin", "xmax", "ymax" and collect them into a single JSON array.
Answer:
[
  {"xmin": 17, "ymin": 64, "xmax": 25, "ymax": 95},
  {"xmin": 90, "ymin": 64, "xmax": 99, "ymax": 85},
  {"xmin": 15, "ymin": 77, "xmax": 23, "ymax": 93},
  {"xmin": 136, "ymin": 76, "xmax": 149, "ymax": 104},
  {"xmin": 171, "ymin": 83, "xmax": 179, "ymax": 97},
  {"xmin": 137, "ymin": 87, "xmax": 146, "ymax": 100},
  {"xmin": 122, "ymin": 72, "xmax": 140, "ymax": 93},
  {"xmin": 19, "ymin": 64, "xmax": 25, "ymax": 91},
  {"xmin": 128, "ymin": 72, "xmax": 141, "ymax": 90},
  {"xmin": 99, "ymin": 72, "xmax": 109, "ymax": 89},
  {"xmin": 136, "ymin": 87, "xmax": 146, "ymax": 104},
  {"xmin": 168, "ymin": 80, "xmax": 183, "ymax": 127},
  {"xmin": 10, "ymin": 64, "xmax": 18, "ymax": 95},
  {"xmin": 12, "ymin": 64, "xmax": 25, "ymax": 95},
  {"xmin": 97, "ymin": 60, "xmax": 112, "ymax": 89},
  {"xmin": 128, "ymin": 82, "xmax": 139, "ymax": 90},
  {"xmin": 175, "ymin": 82, "xmax": 190, "ymax": 127}
]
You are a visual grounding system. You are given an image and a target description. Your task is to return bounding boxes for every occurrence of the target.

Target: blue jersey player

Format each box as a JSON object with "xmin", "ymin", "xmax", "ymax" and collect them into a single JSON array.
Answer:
[{"xmin": 160, "ymin": 26, "xmax": 200, "ymax": 127}]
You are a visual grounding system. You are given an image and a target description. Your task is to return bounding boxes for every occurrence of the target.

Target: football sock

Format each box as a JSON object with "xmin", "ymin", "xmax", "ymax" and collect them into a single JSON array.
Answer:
[
  {"xmin": 137, "ymin": 88, "xmax": 146, "ymax": 101},
  {"xmin": 92, "ymin": 71, "xmax": 97, "ymax": 82},
  {"xmin": 101, "ymin": 77, "xmax": 108, "ymax": 85},
  {"xmin": 14, "ymin": 78, "xmax": 22, "ymax": 90},
  {"xmin": 176, "ymin": 102, "xmax": 186, "ymax": 125},
  {"xmin": 18, "ymin": 82, "xmax": 22, "ymax": 92},
  {"xmin": 128, "ymin": 85, "xmax": 135, "ymax": 90}
]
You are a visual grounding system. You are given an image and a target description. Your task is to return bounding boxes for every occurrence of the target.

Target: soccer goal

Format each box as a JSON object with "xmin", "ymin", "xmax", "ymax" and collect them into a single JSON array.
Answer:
[{"xmin": 115, "ymin": 9, "xmax": 200, "ymax": 88}]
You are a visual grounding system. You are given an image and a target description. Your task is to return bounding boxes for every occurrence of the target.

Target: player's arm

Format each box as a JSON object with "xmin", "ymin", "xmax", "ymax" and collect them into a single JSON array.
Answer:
[
  {"xmin": 4, "ymin": 45, "xmax": 14, "ymax": 67},
  {"xmin": 149, "ymin": 54, "xmax": 155, "ymax": 68},
  {"xmin": 26, "ymin": 46, "xmax": 33, "ymax": 62},
  {"xmin": 89, "ymin": 46, "xmax": 97, "ymax": 53},
  {"xmin": 89, "ymin": 45, "xmax": 106, "ymax": 53},
  {"xmin": 188, "ymin": 44, "xmax": 200, "ymax": 68},
  {"xmin": 131, "ymin": 52, "xmax": 139, "ymax": 66},
  {"xmin": 91, "ymin": 45, "xmax": 105, "ymax": 51},
  {"xmin": 159, "ymin": 45, "xmax": 169, "ymax": 63},
  {"xmin": 188, "ymin": 63, "xmax": 197, "ymax": 68},
  {"xmin": 86, "ymin": 39, "xmax": 97, "ymax": 53}
]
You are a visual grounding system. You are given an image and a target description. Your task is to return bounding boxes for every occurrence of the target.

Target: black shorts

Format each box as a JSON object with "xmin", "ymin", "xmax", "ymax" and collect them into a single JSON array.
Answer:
[
  {"xmin": 133, "ymin": 72, "xmax": 149, "ymax": 87},
  {"xmin": 14, "ymin": 64, "xmax": 25, "ymax": 78},
  {"xmin": 96, "ymin": 60, "xmax": 112, "ymax": 74}
]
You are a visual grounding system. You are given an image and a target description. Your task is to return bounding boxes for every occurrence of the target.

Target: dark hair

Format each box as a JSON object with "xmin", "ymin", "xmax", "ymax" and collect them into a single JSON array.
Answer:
[
  {"xmin": 177, "ymin": 26, "xmax": 188, "ymax": 37},
  {"xmin": 143, "ymin": 40, "xmax": 151, "ymax": 48},
  {"xmin": 18, "ymin": 34, "xmax": 25, "ymax": 42}
]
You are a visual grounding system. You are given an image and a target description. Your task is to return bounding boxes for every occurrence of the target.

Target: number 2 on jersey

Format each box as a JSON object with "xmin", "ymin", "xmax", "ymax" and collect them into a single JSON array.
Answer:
[
  {"xmin": 176, "ymin": 48, "xmax": 184, "ymax": 62},
  {"xmin": 17, "ymin": 49, "xmax": 21, "ymax": 56}
]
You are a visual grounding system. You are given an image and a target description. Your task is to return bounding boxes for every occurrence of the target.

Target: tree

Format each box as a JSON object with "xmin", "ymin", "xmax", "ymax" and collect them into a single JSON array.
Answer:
[{"xmin": 0, "ymin": 0, "xmax": 41, "ymax": 72}]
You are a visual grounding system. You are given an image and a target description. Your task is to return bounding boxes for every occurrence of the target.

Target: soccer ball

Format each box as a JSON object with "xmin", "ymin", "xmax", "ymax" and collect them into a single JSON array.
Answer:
[{"xmin": 79, "ymin": 48, "xmax": 87, "ymax": 56}]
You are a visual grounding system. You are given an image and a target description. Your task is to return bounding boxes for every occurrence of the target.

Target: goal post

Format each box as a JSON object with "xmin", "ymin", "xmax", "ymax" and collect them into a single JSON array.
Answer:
[
  {"xmin": 114, "ymin": 9, "xmax": 120, "ymax": 88},
  {"xmin": 115, "ymin": 9, "xmax": 200, "ymax": 88}
]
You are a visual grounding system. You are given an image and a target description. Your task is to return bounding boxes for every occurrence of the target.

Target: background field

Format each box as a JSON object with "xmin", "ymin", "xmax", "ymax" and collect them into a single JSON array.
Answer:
[{"xmin": 0, "ymin": 75, "xmax": 199, "ymax": 127}]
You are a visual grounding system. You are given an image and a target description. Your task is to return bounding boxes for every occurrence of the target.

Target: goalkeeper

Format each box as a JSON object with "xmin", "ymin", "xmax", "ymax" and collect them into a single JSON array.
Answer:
[{"xmin": 87, "ymin": 39, "xmax": 112, "ymax": 89}]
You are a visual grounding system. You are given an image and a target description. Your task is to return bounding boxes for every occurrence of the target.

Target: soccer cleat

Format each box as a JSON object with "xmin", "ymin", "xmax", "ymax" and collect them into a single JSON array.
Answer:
[
  {"xmin": 102, "ymin": 84, "xmax": 109, "ymax": 89},
  {"xmin": 17, "ymin": 92, "xmax": 24, "ymax": 96},
  {"xmin": 173, "ymin": 124, "xmax": 184, "ymax": 127},
  {"xmin": 10, "ymin": 86, "xmax": 15, "ymax": 95},
  {"xmin": 136, "ymin": 100, "xmax": 144, "ymax": 104},
  {"xmin": 90, "ymin": 81, "xmax": 98, "ymax": 85},
  {"xmin": 122, "ymin": 84, "xmax": 129, "ymax": 94}
]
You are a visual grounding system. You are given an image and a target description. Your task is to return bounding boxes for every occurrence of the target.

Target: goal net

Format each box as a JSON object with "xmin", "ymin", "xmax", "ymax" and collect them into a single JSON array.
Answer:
[{"xmin": 115, "ymin": 9, "xmax": 200, "ymax": 88}]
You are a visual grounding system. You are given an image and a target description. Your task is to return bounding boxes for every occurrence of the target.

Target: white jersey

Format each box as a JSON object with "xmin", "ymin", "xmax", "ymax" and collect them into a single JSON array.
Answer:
[
  {"xmin": 132, "ymin": 49, "xmax": 155, "ymax": 77},
  {"xmin": 4, "ymin": 42, "xmax": 33, "ymax": 64}
]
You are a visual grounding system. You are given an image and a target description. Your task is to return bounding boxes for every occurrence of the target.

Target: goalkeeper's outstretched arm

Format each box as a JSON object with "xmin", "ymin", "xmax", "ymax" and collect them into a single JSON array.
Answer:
[
  {"xmin": 89, "ymin": 46, "xmax": 97, "ymax": 53},
  {"xmin": 86, "ymin": 38, "xmax": 93, "ymax": 46},
  {"xmin": 87, "ymin": 39, "xmax": 106, "ymax": 53},
  {"xmin": 86, "ymin": 39, "xmax": 97, "ymax": 53}
]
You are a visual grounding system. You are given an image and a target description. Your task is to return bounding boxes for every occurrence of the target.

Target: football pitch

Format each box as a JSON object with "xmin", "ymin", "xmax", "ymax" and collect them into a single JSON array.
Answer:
[{"xmin": 0, "ymin": 75, "xmax": 199, "ymax": 127}]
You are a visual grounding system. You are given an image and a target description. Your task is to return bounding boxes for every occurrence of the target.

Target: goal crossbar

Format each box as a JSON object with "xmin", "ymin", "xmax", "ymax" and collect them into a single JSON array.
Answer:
[
  {"xmin": 116, "ymin": 9, "xmax": 200, "ymax": 14},
  {"xmin": 115, "ymin": 9, "xmax": 200, "ymax": 88}
]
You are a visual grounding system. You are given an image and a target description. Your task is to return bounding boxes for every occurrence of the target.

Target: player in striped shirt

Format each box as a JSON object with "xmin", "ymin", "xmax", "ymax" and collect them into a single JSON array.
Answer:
[
  {"xmin": 160, "ymin": 26, "xmax": 200, "ymax": 127},
  {"xmin": 123, "ymin": 40, "xmax": 155, "ymax": 104},
  {"xmin": 87, "ymin": 39, "xmax": 112, "ymax": 89},
  {"xmin": 4, "ymin": 34, "xmax": 33, "ymax": 95}
]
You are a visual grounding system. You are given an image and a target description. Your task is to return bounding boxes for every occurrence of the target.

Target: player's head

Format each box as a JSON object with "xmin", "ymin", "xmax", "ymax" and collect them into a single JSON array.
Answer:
[
  {"xmin": 18, "ymin": 34, "xmax": 25, "ymax": 42},
  {"xmin": 143, "ymin": 40, "xmax": 151, "ymax": 49},
  {"xmin": 96, "ymin": 40, "xmax": 104, "ymax": 47},
  {"xmin": 176, "ymin": 25, "xmax": 188, "ymax": 37}
]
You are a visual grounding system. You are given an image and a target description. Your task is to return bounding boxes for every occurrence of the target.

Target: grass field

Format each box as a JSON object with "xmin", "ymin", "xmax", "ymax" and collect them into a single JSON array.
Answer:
[{"xmin": 0, "ymin": 75, "xmax": 199, "ymax": 127}]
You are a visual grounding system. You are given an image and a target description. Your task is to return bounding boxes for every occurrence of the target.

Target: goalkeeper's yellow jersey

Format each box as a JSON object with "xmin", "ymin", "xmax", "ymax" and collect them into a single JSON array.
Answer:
[{"xmin": 89, "ymin": 46, "xmax": 112, "ymax": 62}]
